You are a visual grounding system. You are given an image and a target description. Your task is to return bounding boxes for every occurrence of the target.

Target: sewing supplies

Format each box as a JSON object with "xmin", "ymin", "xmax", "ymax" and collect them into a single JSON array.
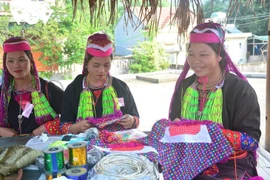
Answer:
[
  {"xmin": 43, "ymin": 146, "xmax": 66, "ymax": 178},
  {"xmin": 87, "ymin": 148, "xmax": 104, "ymax": 169},
  {"xmin": 68, "ymin": 142, "xmax": 87, "ymax": 168},
  {"xmin": 46, "ymin": 173, "xmax": 62, "ymax": 180},
  {"xmin": 93, "ymin": 153, "xmax": 158, "ymax": 179},
  {"xmin": 65, "ymin": 167, "xmax": 88, "ymax": 180},
  {"xmin": 96, "ymin": 116, "xmax": 125, "ymax": 128}
]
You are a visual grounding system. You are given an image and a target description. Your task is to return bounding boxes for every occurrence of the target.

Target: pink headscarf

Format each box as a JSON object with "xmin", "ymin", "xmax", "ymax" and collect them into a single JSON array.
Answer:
[{"xmin": 3, "ymin": 40, "xmax": 31, "ymax": 52}]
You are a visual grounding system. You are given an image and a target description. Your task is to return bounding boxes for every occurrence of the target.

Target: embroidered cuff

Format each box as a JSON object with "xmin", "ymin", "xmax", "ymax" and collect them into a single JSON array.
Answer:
[
  {"xmin": 240, "ymin": 132, "xmax": 258, "ymax": 151},
  {"xmin": 222, "ymin": 129, "xmax": 258, "ymax": 151},
  {"xmin": 44, "ymin": 118, "xmax": 61, "ymax": 135},
  {"xmin": 61, "ymin": 123, "xmax": 72, "ymax": 134}
]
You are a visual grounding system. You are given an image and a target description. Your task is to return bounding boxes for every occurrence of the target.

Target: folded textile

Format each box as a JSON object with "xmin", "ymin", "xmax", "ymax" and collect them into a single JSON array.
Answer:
[{"xmin": 0, "ymin": 145, "xmax": 43, "ymax": 176}]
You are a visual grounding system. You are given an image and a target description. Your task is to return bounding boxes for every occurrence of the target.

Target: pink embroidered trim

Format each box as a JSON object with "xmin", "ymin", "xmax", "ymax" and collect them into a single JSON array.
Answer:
[
  {"xmin": 190, "ymin": 33, "xmax": 221, "ymax": 43},
  {"xmin": 86, "ymin": 48, "xmax": 113, "ymax": 57}
]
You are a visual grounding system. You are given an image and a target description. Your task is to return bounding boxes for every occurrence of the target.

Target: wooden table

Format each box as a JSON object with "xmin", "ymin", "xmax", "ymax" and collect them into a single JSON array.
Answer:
[{"xmin": 0, "ymin": 136, "xmax": 32, "ymax": 148}]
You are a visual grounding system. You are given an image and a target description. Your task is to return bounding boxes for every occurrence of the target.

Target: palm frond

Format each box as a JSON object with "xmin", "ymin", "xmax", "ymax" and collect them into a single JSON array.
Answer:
[{"xmin": 71, "ymin": 0, "xmax": 266, "ymax": 36}]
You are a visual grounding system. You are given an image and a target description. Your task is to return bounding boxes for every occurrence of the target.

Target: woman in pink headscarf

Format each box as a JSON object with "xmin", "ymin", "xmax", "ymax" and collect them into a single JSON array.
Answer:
[
  {"xmin": 60, "ymin": 32, "xmax": 140, "ymax": 134},
  {"xmin": 0, "ymin": 37, "xmax": 63, "ymax": 137},
  {"xmin": 169, "ymin": 22, "xmax": 261, "ymax": 179}
]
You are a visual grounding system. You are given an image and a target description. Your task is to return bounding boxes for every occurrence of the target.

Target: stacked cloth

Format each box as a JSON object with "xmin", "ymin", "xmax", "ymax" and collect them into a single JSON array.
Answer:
[{"xmin": 137, "ymin": 119, "xmax": 233, "ymax": 180}]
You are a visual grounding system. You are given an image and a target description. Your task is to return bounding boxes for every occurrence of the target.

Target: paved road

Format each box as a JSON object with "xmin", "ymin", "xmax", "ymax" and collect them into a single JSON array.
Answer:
[{"xmin": 59, "ymin": 75, "xmax": 267, "ymax": 147}]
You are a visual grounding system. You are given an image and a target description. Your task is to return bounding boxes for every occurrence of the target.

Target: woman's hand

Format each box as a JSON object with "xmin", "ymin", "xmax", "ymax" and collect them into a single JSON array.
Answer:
[
  {"xmin": 118, "ymin": 114, "xmax": 135, "ymax": 129},
  {"xmin": 4, "ymin": 169, "xmax": 23, "ymax": 180},
  {"xmin": 32, "ymin": 125, "xmax": 47, "ymax": 136},
  {"xmin": 173, "ymin": 118, "xmax": 180, "ymax": 121},
  {"xmin": 69, "ymin": 120, "xmax": 92, "ymax": 134},
  {"xmin": 0, "ymin": 127, "xmax": 17, "ymax": 137}
]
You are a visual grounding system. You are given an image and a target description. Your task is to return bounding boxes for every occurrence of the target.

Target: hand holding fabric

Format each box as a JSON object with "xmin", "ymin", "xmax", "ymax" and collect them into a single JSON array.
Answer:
[
  {"xmin": 118, "ymin": 114, "xmax": 135, "ymax": 129},
  {"xmin": 32, "ymin": 125, "xmax": 47, "ymax": 136},
  {"xmin": 69, "ymin": 120, "xmax": 92, "ymax": 134}
]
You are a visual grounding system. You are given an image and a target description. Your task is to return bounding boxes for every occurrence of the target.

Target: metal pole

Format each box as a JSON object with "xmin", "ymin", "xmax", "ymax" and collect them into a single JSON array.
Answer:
[{"xmin": 265, "ymin": 13, "xmax": 270, "ymax": 151}]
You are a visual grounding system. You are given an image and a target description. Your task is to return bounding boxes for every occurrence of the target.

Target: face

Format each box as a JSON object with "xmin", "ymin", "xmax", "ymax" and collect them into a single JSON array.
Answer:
[
  {"xmin": 86, "ymin": 56, "xmax": 111, "ymax": 83},
  {"xmin": 187, "ymin": 43, "xmax": 221, "ymax": 78},
  {"xmin": 5, "ymin": 51, "xmax": 32, "ymax": 79}
]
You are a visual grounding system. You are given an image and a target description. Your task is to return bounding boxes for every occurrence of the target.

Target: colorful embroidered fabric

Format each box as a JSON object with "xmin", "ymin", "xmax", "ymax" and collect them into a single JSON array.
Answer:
[
  {"xmin": 222, "ymin": 129, "xmax": 258, "ymax": 151},
  {"xmin": 60, "ymin": 122, "xmax": 73, "ymax": 134},
  {"xmin": 87, "ymin": 130, "xmax": 159, "ymax": 163},
  {"xmin": 43, "ymin": 118, "xmax": 61, "ymax": 135},
  {"xmin": 137, "ymin": 119, "xmax": 233, "ymax": 180},
  {"xmin": 181, "ymin": 83, "xmax": 223, "ymax": 123}
]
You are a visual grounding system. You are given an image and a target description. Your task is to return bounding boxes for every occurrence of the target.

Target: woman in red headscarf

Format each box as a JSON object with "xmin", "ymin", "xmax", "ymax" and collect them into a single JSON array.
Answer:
[
  {"xmin": 169, "ymin": 22, "xmax": 261, "ymax": 179},
  {"xmin": 60, "ymin": 32, "xmax": 140, "ymax": 134},
  {"xmin": 0, "ymin": 37, "xmax": 63, "ymax": 137}
]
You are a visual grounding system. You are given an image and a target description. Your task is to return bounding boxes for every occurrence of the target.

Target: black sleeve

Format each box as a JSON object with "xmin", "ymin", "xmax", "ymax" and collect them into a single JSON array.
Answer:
[
  {"xmin": 60, "ymin": 75, "xmax": 83, "ymax": 123},
  {"xmin": 39, "ymin": 78, "xmax": 63, "ymax": 114},
  {"xmin": 232, "ymin": 82, "xmax": 261, "ymax": 141},
  {"xmin": 46, "ymin": 81, "xmax": 64, "ymax": 114},
  {"xmin": 111, "ymin": 77, "xmax": 139, "ymax": 118},
  {"xmin": 121, "ymin": 84, "xmax": 139, "ymax": 118},
  {"xmin": 169, "ymin": 83, "xmax": 182, "ymax": 121},
  {"xmin": 222, "ymin": 74, "xmax": 261, "ymax": 141}
]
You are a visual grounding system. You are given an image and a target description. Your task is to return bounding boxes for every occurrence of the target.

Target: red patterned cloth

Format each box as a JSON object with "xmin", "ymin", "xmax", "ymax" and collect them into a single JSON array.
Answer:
[
  {"xmin": 44, "ymin": 118, "xmax": 62, "ymax": 135},
  {"xmin": 222, "ymin": 129, "xmax": 241, "ymax": 150}
]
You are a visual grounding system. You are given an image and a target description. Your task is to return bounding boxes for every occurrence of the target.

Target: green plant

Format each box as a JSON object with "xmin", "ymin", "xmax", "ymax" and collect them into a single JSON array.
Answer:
[{"xmin": 130, "ymin": 40, "xmax": 170, "ymax": 73}]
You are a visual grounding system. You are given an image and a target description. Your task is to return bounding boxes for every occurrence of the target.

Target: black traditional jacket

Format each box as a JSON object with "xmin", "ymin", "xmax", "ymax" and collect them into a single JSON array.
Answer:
[{"xmin": 61, "ymin": 74, "xmax": 139, "ymax": 123}]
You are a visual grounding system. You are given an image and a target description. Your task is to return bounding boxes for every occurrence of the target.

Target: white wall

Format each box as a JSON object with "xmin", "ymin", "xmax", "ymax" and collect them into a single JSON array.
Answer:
[{"xmin": 225, "ymin": 33, "xmax": 252, "ymax": 64}]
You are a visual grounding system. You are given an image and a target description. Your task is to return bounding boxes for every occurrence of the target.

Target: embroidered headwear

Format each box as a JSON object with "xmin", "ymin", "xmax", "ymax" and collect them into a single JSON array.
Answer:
[
  {"xmin": 0, "ymin": 37, "xmax": 57, "ymax": 127},
  {"xmin": 82, "ymin": 32, "xmax": 113, "ymax": 74},
  {"xmin": 169, "ymin": 22, "xmax": 247, "ymax": 118}
]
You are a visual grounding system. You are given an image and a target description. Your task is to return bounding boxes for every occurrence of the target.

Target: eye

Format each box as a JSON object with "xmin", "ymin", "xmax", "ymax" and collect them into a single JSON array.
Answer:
[
  {"xmin": 19, "ymin": 58, "xmax": 27, "ymax": 62},
  {"xmin": 104, "ymin": 63, "xmax": 111, "ymax": 67},
  {"xmin": 201, "ymin": 54, "xmax": 208, "ymax": 57},
  {"xmin": 7, "ymin": 59, "xmax": 14, "ymax": 63},
  {"xmin": 93, "ymin": 64, "xmax": 100, "ymax": 68}
]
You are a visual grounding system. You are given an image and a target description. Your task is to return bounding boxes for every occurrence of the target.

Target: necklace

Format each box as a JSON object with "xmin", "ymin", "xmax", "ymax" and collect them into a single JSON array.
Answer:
[
  {"xmin": 86, "ymin": 74, "xmax": 109, "ymax": 90},
  {"xmin": 196, "ymin": 73, "xmax": 225, "ymax": 116},
  {"xmin": 197, "ymin": 72, "xmax": 225, "ymax": 90},
  {"xmin": 18, "ymin": 93, "xmax": 24, "ymax": 134}
]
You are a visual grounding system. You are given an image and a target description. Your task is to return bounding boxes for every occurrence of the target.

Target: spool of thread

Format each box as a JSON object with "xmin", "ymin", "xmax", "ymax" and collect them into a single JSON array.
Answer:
[
  {"xmin": 66, "ymin": 167, "xmax": 88, "ymax": 180},
  {"xmin": 46, "ymin": 173, "xmax": 62, "ymax": 180},
  {"xmin": 68, "ymin": 142, "xmax": 87, "ymax": 167},
  {"xmin": 43, "ymin": 146, "xmax": 65, "ymax": 173},
  {"xmin": 68, "ymin": 164, "xmax": 88, "ymax": 171}
]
